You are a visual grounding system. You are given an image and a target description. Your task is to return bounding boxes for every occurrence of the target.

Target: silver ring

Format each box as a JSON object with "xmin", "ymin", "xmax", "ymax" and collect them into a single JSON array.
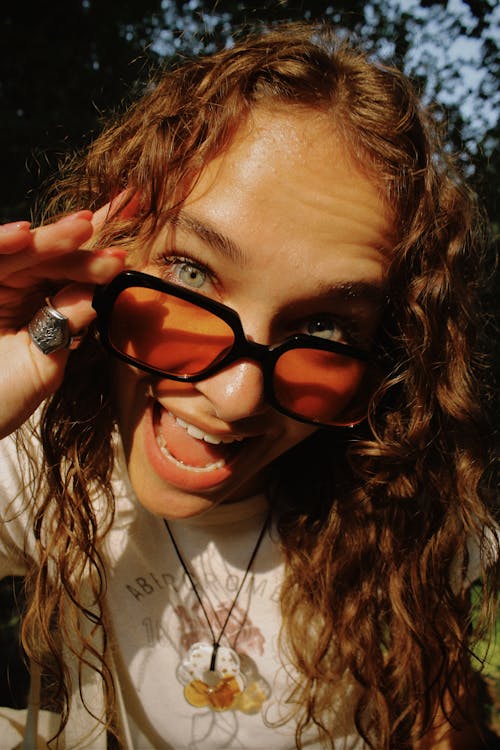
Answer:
[{"xmin": 28, "ymin": 298, "xmax": 85, "ymax": 355}]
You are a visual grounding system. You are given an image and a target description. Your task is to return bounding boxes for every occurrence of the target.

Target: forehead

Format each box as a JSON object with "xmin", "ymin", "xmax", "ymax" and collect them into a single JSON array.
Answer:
[
  {"xmin": 152, "ymin": 106, "xmax": 394, "ymax": 307},
  {"xmin": 186, "ymin": 106, "xmax": 392, "ymax": 230}
]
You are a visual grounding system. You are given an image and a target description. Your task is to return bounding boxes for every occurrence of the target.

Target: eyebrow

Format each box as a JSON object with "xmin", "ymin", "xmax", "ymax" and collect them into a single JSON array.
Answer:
[
  {"xmin": 172, "ymin": 211, "xmax": 387, "ymax": 307},
  {"xmin": 317, "ymin": 280, "xmax": 386, "ymax": 308},
  {"xmin": 172, "ymin": 211, "xmax": 248, "ymax": 266}
]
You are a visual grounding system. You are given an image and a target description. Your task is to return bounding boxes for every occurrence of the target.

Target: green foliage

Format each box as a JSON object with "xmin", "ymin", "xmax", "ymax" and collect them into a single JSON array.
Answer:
[{"xmin": 471, "ymin": 581, "xmax": 500, "ymax": 734}]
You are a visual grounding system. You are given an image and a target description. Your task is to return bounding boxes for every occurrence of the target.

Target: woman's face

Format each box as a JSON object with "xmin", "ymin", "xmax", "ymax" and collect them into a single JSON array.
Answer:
[{"xmin": 113, "ymin": 106, "xmax": 394, "ymax": 519}]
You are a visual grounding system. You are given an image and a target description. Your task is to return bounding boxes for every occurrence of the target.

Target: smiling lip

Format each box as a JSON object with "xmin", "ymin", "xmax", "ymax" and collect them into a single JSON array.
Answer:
[
  {"xmin": 143, "ymin": 400, "xmax": 248, "ymax": 491},
  {"xmin": 155, "ymin": 411, "xmax": 244, "ymax": 473}
]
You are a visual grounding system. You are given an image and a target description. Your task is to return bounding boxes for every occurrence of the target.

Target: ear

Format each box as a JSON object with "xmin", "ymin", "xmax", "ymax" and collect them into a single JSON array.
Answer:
[{"xmin": 91, "ymin": 190, "xmax": 140, "ymax": 230}]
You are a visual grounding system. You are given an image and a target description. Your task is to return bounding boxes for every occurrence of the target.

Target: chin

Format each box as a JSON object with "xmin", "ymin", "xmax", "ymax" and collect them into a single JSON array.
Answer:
[{"xmin": 121, "ymin": 407, "xmax": 270, "ymax": 519}]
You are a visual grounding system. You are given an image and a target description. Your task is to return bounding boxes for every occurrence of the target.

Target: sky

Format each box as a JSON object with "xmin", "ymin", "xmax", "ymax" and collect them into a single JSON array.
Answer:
[
  {"xmin": 150, "ymin": 0, "xmax": 498, "ymax": 152},
  {"xmin": 392, "ymin": 0, "xmax": 498, "ymax": 145}
]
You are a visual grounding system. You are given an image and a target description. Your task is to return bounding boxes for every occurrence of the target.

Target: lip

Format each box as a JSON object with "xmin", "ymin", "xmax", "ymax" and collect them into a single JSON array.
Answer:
[{"xmin": 143, "ymin": 398, "xmax": 249, "ymax": 492}]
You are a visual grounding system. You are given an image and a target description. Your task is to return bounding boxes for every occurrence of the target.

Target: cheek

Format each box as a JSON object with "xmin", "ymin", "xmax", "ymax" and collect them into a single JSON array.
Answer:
[
  {"xmin": 283, "ymin": 422, "xmax": 318, "ymax": 452},
  {"xmin": 154, "ymin": 380, "xmax": 198, "ymax": 398},
  {"xmin": 111, "ymin": 363, "xmax": 144, "ymax": 441}
]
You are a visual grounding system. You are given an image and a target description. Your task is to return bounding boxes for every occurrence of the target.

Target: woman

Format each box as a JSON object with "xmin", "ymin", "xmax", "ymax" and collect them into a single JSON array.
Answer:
[{"xmin": 0, "ymin": 23, "xmax": 497, "ymax": 750}]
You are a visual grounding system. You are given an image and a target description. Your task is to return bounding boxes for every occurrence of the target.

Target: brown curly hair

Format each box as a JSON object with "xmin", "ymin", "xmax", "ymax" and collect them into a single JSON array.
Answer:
[{"xmin": 18, "ymin": 21, "xmax": 498, "ymax": 749}]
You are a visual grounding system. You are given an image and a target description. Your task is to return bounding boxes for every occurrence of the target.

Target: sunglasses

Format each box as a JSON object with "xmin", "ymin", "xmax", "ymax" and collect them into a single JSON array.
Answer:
[{"xmin": 92, "ymin": 270, "xmax": 375, "ymax": 428}]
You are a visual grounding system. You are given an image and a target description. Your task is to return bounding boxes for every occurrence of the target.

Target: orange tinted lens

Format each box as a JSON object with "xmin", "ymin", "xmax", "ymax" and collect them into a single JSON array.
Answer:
[
  {"xmin": 109, "ymin": 287, "xmax": 235, "ymax": 375},
  {"xmin": 274, "ymin": 348, "xmax": 367, "ymax": 425}
]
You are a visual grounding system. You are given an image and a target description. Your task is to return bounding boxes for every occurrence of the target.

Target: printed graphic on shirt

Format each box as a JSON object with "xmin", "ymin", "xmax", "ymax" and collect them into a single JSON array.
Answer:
[
  {"xmin": 124, "ymin": 568, "xmax": 282, "ymax": 605},
  {"xmin": 108, "ymin": 519, "xmax": 293, "ymax": 748}
]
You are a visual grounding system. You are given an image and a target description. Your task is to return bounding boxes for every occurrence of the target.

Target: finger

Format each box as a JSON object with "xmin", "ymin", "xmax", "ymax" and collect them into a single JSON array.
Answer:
[
  {"xmin": 30, "ymin": 211, "xmax": 94, "ymax": 255},
  {"xmin": 15, "ymin": 247, "xmax": 128, "ymax": 288},
  {"xmin": 25, "ymin": 283, "xmax": 102, "ymax": 396},
  {"xmin": 58, "ymin": 247, "xmax": 128, "ymax": 284},
  {"xmin": 91, "ymin": 202, "xmax": 111, "ymax": 230},
  {"xmin": 0, "ymin": 213, "xmax": 95, "ymax": 277},
  {"xmin": 0, "ymin": 222, "xmax": 32, "ymax": 254},
  {"xmin": 48, "ymin": 283, "xmax": 101, "ymax": 333},
  {"xmin": 0, "ymin": 281, "xmax": 96, "ymax": 439},
  {"xmin": 92, "ymin": 190, "xmax": 139, "ymax": 231}
]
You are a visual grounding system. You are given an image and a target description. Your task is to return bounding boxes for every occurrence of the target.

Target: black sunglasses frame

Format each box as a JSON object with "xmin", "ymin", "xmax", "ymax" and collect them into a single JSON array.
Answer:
[{"xmin": 92, "ymin": 270, "xmax": 372, "ymax": 428}]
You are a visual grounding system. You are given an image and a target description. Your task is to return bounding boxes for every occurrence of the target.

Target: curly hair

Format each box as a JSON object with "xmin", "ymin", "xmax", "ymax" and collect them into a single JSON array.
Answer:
[{"xmin": 18, "ymin": 22, "xmax": 498, "ymax": 749}]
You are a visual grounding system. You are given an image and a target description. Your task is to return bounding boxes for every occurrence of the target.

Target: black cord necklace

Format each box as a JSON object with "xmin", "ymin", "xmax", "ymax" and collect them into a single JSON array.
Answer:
[{"xmin": 164, "ymin": 513, "xmax": 271, "ymax": 711}]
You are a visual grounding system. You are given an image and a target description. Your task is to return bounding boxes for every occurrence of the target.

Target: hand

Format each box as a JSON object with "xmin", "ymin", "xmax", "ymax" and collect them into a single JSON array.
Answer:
[{"xmin": 0, "ymin": 210, "xmax": 126, "ymax": 438}]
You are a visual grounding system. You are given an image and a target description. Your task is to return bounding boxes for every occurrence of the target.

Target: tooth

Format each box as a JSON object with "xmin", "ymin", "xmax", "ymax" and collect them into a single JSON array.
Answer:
[
  {"xmin": 203, "ymin": 434, "xmax": 223, "ymax": 445},
  {"xmin": 174, "ymin": 414, "xmax": 242, "ymax": 445},
  {"xmin": 186, "ymin": 424, "xmax": 207, "ymax": 441}
]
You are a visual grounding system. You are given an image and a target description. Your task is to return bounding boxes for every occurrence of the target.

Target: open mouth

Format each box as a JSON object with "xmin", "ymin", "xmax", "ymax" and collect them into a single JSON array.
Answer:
[{"xmin": 152, "ymin": 402, "xmax": 246, "ymax": 474}]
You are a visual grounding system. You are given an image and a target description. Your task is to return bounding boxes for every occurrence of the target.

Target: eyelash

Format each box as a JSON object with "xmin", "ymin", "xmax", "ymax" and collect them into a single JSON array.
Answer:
[
  {"xmin": 157, "ymin": 253, "xmax": 364, "ymax": 347},
  {"xmin": 160, "ymin": 254, "xmax": 215, "ymax": 290},
  {"xmin": 299, "ymin": 314, "xmax": 362, "ymax": 346}
]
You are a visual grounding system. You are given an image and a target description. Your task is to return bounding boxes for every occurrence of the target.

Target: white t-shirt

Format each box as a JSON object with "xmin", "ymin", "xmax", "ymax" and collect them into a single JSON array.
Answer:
[{"xmin": 0, "ymin": 432, "xmax": 363, "ymax": 749}]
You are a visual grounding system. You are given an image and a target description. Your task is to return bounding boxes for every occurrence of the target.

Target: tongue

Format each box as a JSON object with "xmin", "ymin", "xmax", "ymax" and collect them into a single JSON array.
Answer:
[{"xmin": 157, "ymin": 409, "xmax": 230, "ymax": 468}]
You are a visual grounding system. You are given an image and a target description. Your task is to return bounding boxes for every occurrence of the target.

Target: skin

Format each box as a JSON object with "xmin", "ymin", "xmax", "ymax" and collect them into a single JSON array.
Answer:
[
  {"xmin": 0, "ymin": 107, "xmax": 481, "ymax": 748},
  {"xmin": 113, "ymin": 106, "xmax": 394, "ymax": 519},
  {"xmin": 0, "ymin": 210, "xmax": 126, "ymax": 439}
]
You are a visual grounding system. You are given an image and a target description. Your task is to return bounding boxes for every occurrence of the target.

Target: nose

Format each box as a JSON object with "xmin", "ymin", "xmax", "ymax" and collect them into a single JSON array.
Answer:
[{"xmin": 194, "ymin": 358, "xmax": 268, "ymax": 423}]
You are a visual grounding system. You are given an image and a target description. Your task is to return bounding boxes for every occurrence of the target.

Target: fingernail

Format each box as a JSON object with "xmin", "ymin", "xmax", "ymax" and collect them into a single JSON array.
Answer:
[
  {"xmin": 88, "ymin": 255, "xmax": 124, "ymax": 274},
  {"xmin": 0, "ymin": 221, "xmax": 31, "ymax": 233},
  {"xmin": 93, "ymin": 247, "xmax": 128, "ymax": 259},
  {"xmin": 58, "ymin": 210, "xmax": 94, "ymax": 224}
]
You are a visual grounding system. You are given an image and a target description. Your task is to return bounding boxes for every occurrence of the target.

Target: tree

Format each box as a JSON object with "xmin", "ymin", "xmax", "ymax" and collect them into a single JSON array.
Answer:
[
  {"xmin": 156, "ymin": 0, "xmax": 498, "ymax": 226},
  {"xmin": 1, "ymin": 1, "xmax": 498, "ymax": 226},
  {"xmin": 1, "ymin": 1, "xmax": 163, "ymax": 221}
]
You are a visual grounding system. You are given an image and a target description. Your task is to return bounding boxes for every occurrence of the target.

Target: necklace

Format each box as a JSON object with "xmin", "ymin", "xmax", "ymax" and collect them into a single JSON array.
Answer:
[{"xmin": 164, "ymin": 514, "xmax": 271, "ymax": 712}]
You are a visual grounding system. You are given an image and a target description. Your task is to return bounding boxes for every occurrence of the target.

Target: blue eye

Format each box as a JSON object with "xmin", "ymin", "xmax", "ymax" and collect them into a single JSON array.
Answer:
[
  {"xmin": 305, "ymin": 316, "xmax": 346, "ymax": 342},
  {"xmin": 159, "ymin": 254, "xmax": 217, "ymax": 294},
  {"xmin": 177, "ymin": 263, "xmax": 207, "ymax": 288}
]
